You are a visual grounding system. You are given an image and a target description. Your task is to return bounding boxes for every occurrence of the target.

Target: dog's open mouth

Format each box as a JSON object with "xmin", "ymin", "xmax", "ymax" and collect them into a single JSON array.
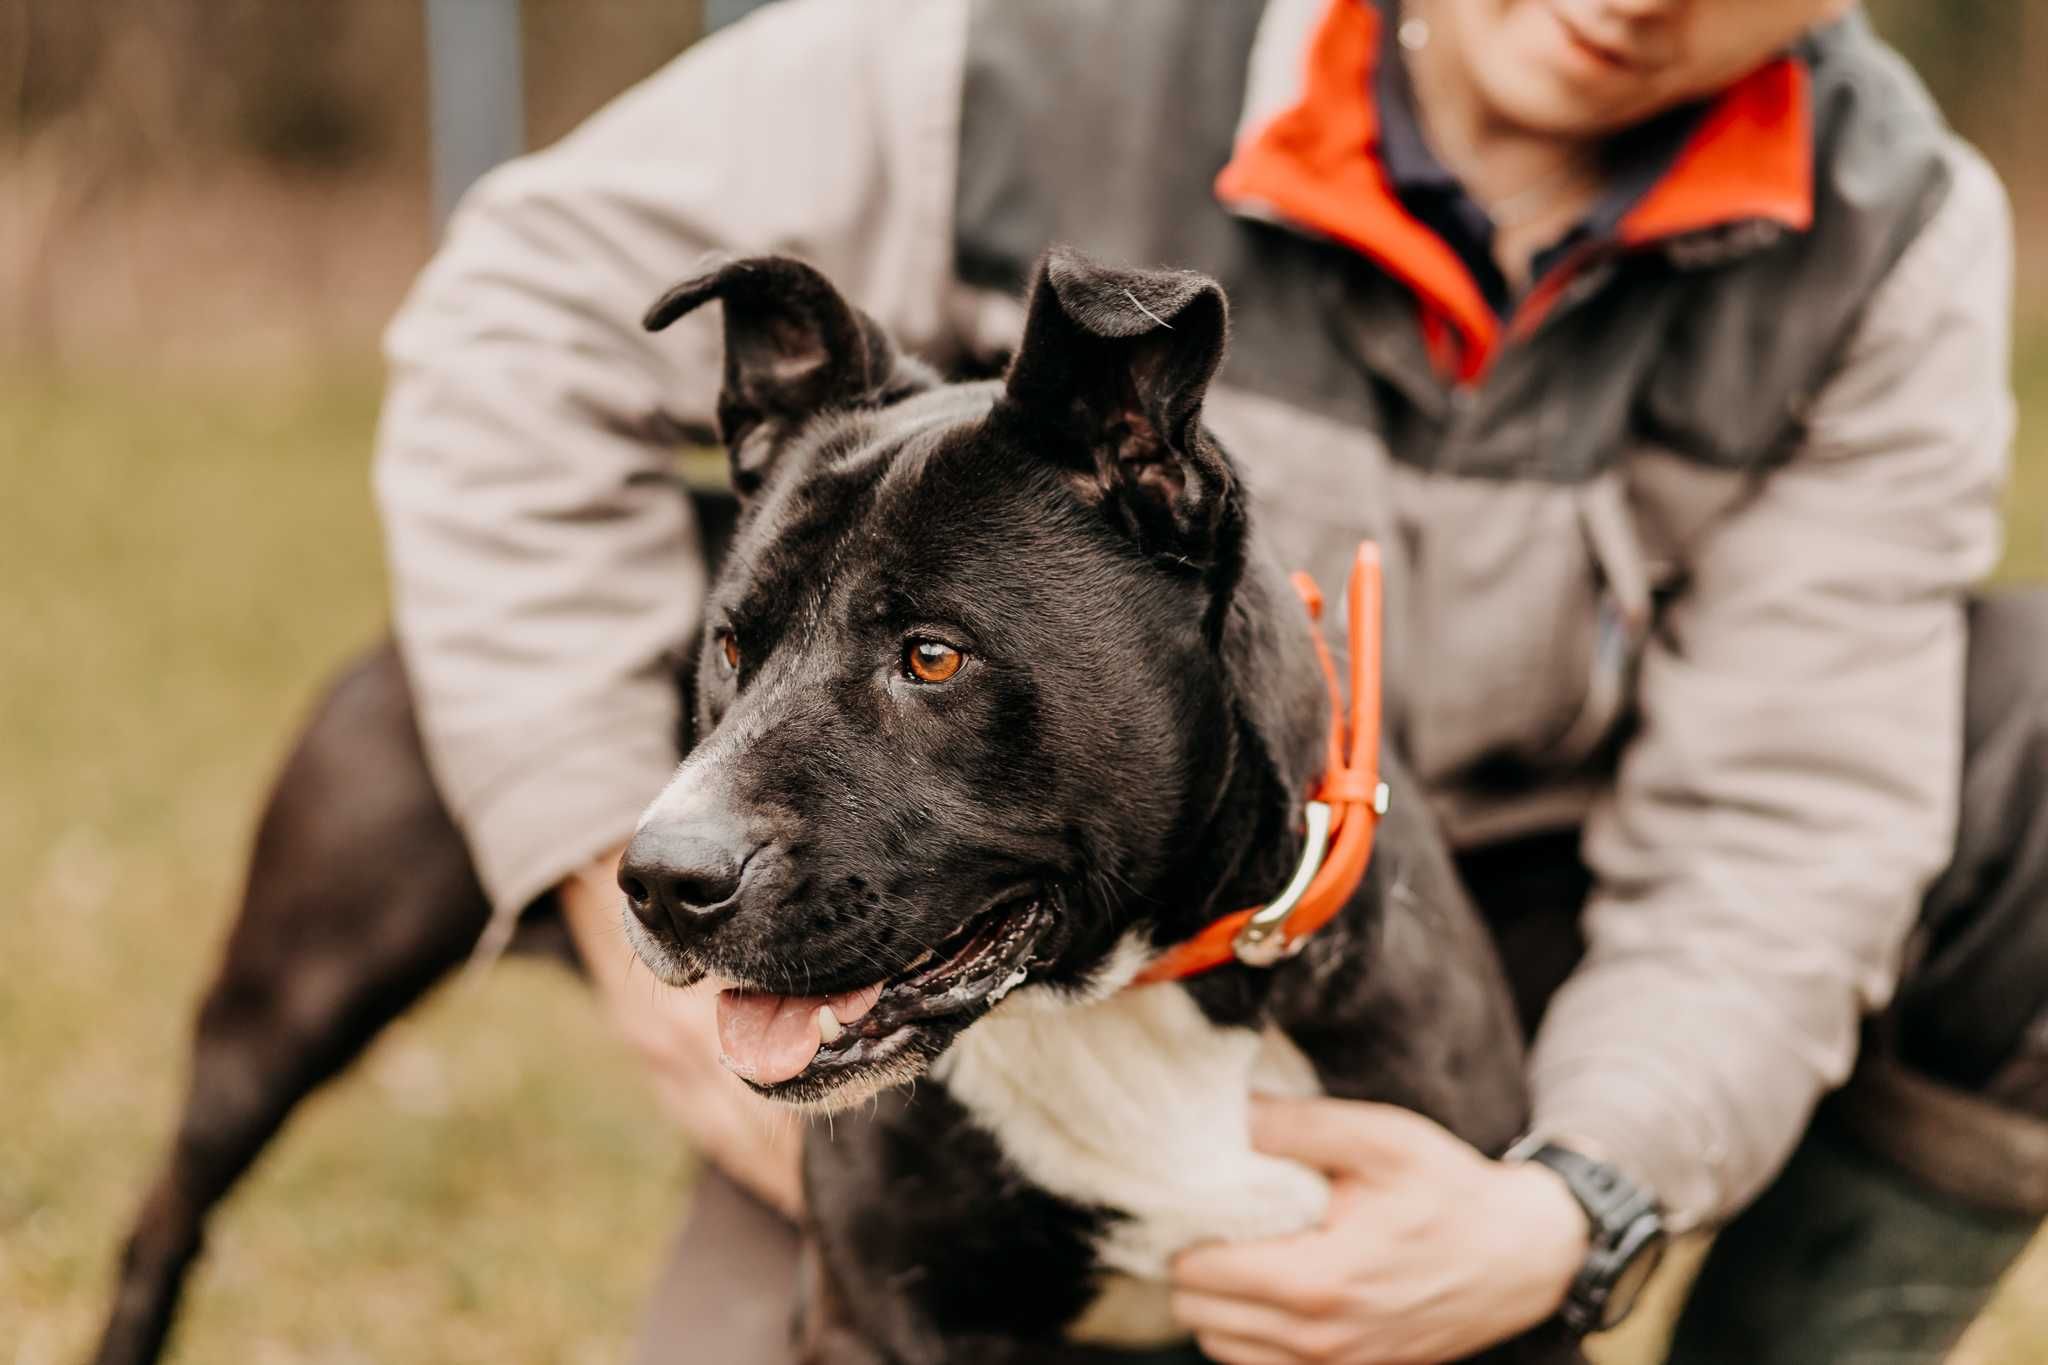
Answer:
[{"xmin": 714, "ymin": 896, "xmax": 1052, "ymax": 1098}]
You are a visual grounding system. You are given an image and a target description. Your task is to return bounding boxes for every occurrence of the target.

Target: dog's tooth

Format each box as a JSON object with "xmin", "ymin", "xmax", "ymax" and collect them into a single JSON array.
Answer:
[
  {"xmin": 816, "ymin": 1005, "xmax": 845, "ymax": 1044},
  {"xmin": 905, "ymin": 948, "xmax": 937, "ymax": 971}
]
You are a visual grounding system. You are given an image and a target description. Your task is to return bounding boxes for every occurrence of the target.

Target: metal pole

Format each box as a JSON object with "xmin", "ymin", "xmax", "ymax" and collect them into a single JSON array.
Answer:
[
  {"xmin": 426, "ymin": 0, "xmax": 525, "ymax": 231},
  {"xmin": 704, "ymin": 0, "xmax": 777, "ymax": 33}
]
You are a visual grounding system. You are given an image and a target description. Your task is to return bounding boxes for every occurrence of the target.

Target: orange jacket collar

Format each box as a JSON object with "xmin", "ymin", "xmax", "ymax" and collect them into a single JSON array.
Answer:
[
  {"xmin": 1134, "ymin": 544, "xmax": 1387, "ymax": 987},
  {"xmin": 1618, "ymin": 57, "xmax": 1812, "ymax": 245},
  {"xmin": 1215, "ymin": 0, "xmax": 1815, "ymax": 381}
]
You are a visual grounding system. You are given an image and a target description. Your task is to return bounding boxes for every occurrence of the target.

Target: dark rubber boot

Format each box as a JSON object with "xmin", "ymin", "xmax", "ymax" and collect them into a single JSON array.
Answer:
[{"xmin": 1665, "ymin": 1104, "xmax": 2040, "ymax": 1365}]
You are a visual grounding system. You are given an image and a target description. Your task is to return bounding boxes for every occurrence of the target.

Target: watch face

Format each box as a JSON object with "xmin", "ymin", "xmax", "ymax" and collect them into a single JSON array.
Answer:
[{"xmin": 1601, "ymin": 1233, "xmax": 1667, "ymax": 1330}]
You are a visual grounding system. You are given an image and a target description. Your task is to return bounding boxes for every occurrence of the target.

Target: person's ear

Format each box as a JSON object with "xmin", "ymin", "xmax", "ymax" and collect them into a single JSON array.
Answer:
[
  {"xmin": 645, "ymin": 257, "xmax": 933, "ymax": 496},
  {"xmin": 999, "ymin": 246, "xmax": 1237, "ymax": 565}
]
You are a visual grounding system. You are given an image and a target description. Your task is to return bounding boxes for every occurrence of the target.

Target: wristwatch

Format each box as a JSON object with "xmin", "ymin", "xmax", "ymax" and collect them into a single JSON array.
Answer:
[{"xmin": 1504, "ymin": 1136, "xmax": 1667, "ymax": 1336}]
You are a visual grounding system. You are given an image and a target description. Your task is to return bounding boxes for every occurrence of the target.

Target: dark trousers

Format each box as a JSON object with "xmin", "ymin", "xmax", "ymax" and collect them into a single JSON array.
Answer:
[{"xmin": 635, "ymin": 590, "xmax": 2048, "ymax": 1363}]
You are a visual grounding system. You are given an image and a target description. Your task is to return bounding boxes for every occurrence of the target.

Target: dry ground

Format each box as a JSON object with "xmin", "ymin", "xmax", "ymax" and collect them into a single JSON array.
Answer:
[{"xmin": 1, "ymin": 348, "xmax": 2043, "ymax": 1363}]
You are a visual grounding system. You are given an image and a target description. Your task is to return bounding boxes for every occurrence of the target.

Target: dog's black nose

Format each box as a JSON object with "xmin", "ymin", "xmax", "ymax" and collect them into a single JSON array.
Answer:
[{"xmin": 619, "ymin": 828, "xmax": 747, "ymax": 944}]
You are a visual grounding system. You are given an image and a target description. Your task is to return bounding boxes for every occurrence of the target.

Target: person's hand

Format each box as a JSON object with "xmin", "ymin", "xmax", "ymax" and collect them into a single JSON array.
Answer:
[
  {"xmin": 1170, "ymin": 1097, "xmax": 1587, "ymax": 1364},
  {"xmin": 559, "ymin": 845, "xmax": 805, "ymax": 1218}
]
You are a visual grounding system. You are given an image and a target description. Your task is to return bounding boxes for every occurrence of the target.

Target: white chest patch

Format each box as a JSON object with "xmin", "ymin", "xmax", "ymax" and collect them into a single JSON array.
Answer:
[{"xmin": 932, "ymin": 946, "xmax": 1330, "ymax": 1344}]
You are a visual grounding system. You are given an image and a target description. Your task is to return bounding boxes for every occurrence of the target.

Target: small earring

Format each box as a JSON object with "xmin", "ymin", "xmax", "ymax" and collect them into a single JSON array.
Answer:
[{"xmin": 1398, "ymin": 14, "xmax": 1431, "ymax": 52}]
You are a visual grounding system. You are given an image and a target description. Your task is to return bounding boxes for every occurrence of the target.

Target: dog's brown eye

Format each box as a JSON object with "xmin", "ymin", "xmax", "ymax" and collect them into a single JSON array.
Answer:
[
  {"xmin": 905, "ymin": 639, "xmax": 964, "ymax": 684},
  {"xmin": 717, "ymin": 630, "xmax": 741, "ymax": 673}
]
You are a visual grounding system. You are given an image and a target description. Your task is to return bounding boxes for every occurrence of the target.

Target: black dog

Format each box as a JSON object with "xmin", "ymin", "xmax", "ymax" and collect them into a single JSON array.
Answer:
[
  {"xmin": 97, "ymin": 250, "xmax": 1569, "ymax": 1364},
  {"xmin": 619, "ymin": 252, "xmax": 1559, "ymax": 1362}
]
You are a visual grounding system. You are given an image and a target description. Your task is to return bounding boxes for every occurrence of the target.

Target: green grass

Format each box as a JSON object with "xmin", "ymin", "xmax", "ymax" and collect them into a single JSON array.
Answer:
[
  {"xmin": 0, "ymin": 348, "xmax": 2043, "ymax": 1363},
  {"xmin": 2005, "ymin": 330, "xmax": 2048, "ymax": 581},
  {"xmin": 0, "ymin": 366, "xmax": 684, "ymax": 1364}
]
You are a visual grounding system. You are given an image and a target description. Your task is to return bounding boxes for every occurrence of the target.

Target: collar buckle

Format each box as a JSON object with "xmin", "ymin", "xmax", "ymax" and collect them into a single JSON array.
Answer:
[{"xmin": 1231, "ymin": 800, "xmax": 1334, "ymax": 967}]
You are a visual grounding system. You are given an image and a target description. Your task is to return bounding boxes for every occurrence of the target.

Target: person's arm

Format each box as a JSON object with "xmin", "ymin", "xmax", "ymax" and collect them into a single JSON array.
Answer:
[
  {"xmin": 374, "ymin": 1, "xmax": 971, "ymax": 1210},
  {"xmin": 1529, "ymin": 141, "xmax": 2014, "ymax": 1231},
  {"xmin": 374, "ymin": 0, "xmax": 970, "ymax": 932},
  {"xmin": 1170, "ymin": 143, "xmax": 2013, "ymax": 1364}
]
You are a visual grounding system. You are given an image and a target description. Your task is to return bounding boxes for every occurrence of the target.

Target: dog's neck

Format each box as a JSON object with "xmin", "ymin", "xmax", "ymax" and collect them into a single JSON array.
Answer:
[
  {"xmin": 1139, "ymin": 542, "xmax": 1338, "ymax": 981},
  {"xmin": 1150, "ymin": 710, "xmax": 1299, "ymax": 940}
]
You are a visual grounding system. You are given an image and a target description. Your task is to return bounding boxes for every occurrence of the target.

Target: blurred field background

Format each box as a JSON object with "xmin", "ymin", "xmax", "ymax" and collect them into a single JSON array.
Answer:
[{"xmin": 1, "ymin": 2, "xmax": 2044, "ymax": 1362}]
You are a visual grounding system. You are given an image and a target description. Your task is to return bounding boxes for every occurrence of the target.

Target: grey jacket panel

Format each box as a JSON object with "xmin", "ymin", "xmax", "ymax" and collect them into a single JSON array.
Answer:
[
  {"xmin": 956, "ymin": 0, "xmax": 1396, "ymax": 436},
  {"xmin": 1624, "ymin": 17, "xmax": 1954, "ymax": 474}
]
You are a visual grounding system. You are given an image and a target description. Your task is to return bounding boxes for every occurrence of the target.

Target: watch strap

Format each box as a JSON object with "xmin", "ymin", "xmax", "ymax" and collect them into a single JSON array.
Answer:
[{"xmin": 1507, "ymin": 1138, "xmax": 1666, "ymax": 1335}]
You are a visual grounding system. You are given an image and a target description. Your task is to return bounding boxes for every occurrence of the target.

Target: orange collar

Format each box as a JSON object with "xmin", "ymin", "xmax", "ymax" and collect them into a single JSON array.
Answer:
[
  {"xmin": 1134, "ymin": 543, "xmax": 1387, "ymax": 986},
  {"xmin": 1214, "ymin": 0, "xmax": 1814, "ymax": 383}
]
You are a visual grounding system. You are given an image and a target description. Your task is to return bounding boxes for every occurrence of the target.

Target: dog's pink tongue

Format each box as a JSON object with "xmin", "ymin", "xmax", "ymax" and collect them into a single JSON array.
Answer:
[{"xmin": 715, "ymin": 982, "xmax": 885, "ymax": 1085}]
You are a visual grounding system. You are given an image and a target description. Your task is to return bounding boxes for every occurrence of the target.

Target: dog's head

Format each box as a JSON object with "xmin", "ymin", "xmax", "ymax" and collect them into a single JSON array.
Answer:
[{"xmin": 620, "ymin": 249, "xmax": 1326, "ymax": 1107}]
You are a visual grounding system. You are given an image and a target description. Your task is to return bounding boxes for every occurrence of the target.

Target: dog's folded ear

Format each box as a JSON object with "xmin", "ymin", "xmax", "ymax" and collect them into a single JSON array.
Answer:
[
  {"xmin": 645, "ymin": 257, "xmax": 928, "ymax": 494},
  {"xmin": 1001, "ymin": 246, "xmax": 1237, "ymax": 566}
]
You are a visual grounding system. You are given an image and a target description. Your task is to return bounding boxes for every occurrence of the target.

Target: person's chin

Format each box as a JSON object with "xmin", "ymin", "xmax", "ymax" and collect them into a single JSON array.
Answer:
[
  {"xmin": 1475, "ymin": 59, "xmax": 1660, "ymax": 140},
  {"xmin": 1462, "ymin": 15, "xmax": 1662, "ymax": 136}
]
